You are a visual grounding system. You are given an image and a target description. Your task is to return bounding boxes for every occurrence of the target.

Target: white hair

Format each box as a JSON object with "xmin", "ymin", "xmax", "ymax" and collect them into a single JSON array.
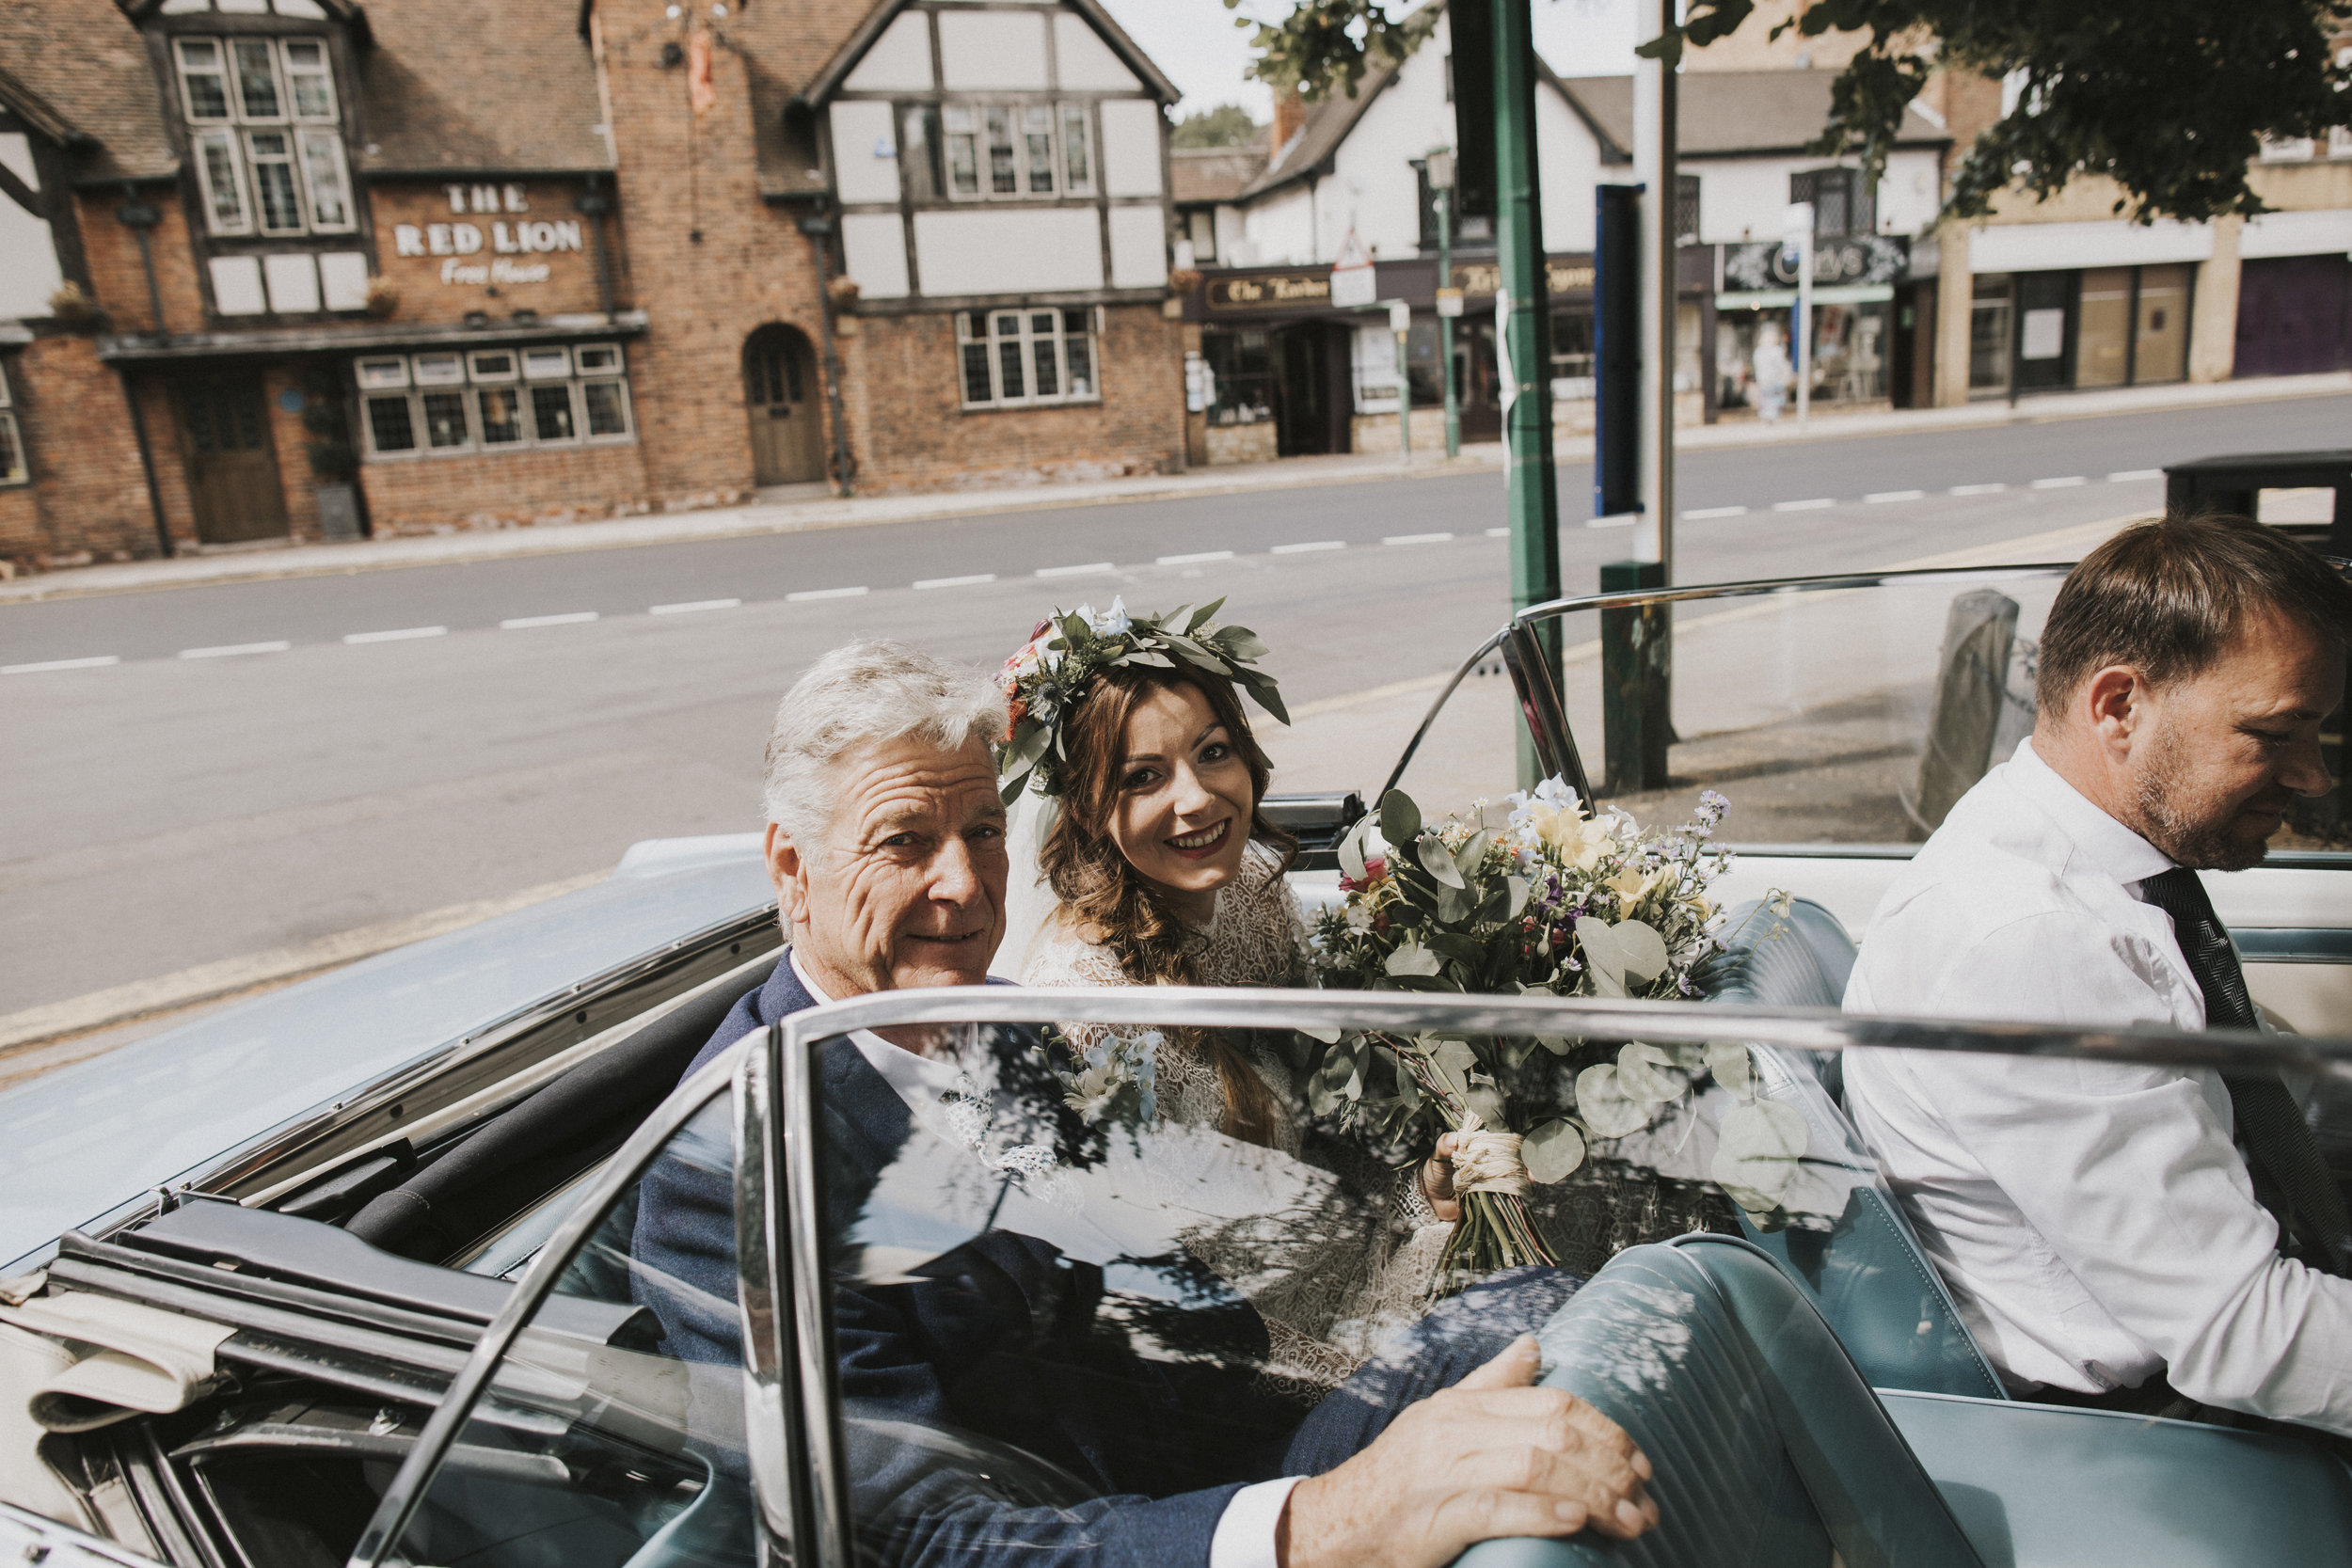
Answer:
[{"xmin": 761, "ymin": 640, "xmax": 1008, "ymax": 846}]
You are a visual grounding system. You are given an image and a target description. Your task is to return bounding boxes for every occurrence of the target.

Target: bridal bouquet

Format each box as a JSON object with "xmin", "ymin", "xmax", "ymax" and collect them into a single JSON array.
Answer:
[{"xmin": 1306, "ymin": 780, "xmax": 1780, "ymax": 1291}]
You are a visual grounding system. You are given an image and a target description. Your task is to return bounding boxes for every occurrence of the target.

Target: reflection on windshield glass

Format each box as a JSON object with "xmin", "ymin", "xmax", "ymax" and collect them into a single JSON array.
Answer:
[{"xmin": 815, "ymin": 1016, "xmax": 1866, "ymax": 1564}]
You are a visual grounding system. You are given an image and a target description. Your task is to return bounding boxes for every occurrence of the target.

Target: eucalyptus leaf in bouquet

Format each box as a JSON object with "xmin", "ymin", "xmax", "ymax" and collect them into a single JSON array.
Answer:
[{"xmin": 1307, "ymin": 779, "xmax": 1785, "ymax": 1294}]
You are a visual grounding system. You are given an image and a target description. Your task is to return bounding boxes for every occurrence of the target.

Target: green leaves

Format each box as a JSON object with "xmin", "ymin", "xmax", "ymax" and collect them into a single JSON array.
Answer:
[
  {"xmin": 1379, "ymin": 789, "xmax": 1422, "ymax": 849},
  {"xmin": 1523, "ymin": 1118, "xmax": 1588, "ymax": 1185},
  {"xmin": 1576, "ymin": 918, "xmax": 1670, "ymax": 999}
]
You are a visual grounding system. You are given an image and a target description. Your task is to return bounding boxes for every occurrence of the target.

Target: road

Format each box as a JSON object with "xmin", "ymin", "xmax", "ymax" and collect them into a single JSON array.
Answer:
[{"xmin": 4, "ymin": 391, "xmax": 2345, "ymax": 1020}]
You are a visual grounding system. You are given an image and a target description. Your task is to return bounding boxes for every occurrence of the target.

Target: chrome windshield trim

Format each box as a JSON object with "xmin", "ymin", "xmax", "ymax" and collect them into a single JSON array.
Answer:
[
  {"xmin": 344, "ymin": 1045, "xmax": 741, "ymax": 1568},
  {"xmin": 1513, "ymin": 562, "xmax": 2080, "ymax": 625},
  {"xmin": 774, "ymin": 985, "xmax": 2352, "ymax": 1076},
  {"xmin": 783, "ymin": 1016, "xmax": 854, "ymax": 1568}
]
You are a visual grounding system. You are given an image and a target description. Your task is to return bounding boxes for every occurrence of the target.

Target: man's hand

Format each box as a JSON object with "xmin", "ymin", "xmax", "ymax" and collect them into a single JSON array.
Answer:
[
  {"xmin": 1421, "ymin": 1131, "xmax": 1465, "ymax": 1224},
  {"xmin": 1277, "ymin": 1335, "xmax": 1657, "ymax": 1568}
]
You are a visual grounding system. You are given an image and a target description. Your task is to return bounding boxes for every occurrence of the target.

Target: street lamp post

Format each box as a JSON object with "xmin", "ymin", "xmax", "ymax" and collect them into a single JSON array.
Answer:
[
  {"xmin": 1390, "ymin": 299, "xmax": 1413, "ymax": 463},
  {"xmin": 1427, "ymin": 149, "xmax": 1461, "ymax": 460}
]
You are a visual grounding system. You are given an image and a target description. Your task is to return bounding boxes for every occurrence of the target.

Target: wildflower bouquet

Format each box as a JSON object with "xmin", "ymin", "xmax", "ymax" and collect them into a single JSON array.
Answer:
[{"xmin": 1307, "ymin": 780, "xmax": 1763, "ymax": 1291}]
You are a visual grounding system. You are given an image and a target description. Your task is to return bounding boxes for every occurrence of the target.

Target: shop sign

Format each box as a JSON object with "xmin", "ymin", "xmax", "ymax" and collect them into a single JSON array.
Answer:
[
  {"xmin": 1724, "ymin": 234, "xmax": 1909, "ymax": 291},
  {"xmin": 1447, "ymin": 259, "xmax": 1596, "ymax": 298},
  {"xmin": 390, "ymin": 219, "xmax": 585, "ymax": 286},
  {"xmin": 1330, "ymin": 261, "xmax": 1377, "ymax": 308},
  {"xmin": 1204, "ymin": 272, "xmax": 1332, "ymax": 310},
  {"xmin": 1435, "ymin": 286, "xmax": 1463, "ymax": 318}
]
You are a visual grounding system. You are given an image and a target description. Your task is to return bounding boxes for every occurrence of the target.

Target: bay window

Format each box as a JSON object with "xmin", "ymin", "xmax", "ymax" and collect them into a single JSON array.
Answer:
[{"xmin": 174, "ymin": 35, "xmax": 352, "ymax": 236}]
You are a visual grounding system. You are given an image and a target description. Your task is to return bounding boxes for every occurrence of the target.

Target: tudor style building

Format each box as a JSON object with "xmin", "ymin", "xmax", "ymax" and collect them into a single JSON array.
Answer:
[{"xmin": 0, "ymin": 0, "xmax": 1184, "ymax": 568}]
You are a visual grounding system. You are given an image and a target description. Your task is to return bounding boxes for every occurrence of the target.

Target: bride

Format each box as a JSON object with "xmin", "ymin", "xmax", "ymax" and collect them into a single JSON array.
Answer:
[{"xmin": 993, "ymin": 600, "xmax": 1458, "ymax": 1386}]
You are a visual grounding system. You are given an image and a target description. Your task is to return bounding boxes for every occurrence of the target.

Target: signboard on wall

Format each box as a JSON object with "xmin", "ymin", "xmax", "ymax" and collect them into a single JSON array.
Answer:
[
  {"xmin": 1204, "ymin": 271, "xmax": 1333, "ymax": 310},
  {"xmin": 378, "ymin": 182, "xmax": 595, "ymax": 293},
  {"xmin": 1724, "ymin": 235, "xmax": 1909, "ymax": 292}
]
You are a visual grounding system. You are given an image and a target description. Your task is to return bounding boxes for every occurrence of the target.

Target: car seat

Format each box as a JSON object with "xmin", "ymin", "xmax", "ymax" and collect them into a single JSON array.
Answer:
[
  {"xmin": 1703, "ymin": 898, "xmax": 2005, "ymax": 1400},
  {"xmin": 1455, "ymin": 1234, "xmax": 2352, "ymax": 1568}
]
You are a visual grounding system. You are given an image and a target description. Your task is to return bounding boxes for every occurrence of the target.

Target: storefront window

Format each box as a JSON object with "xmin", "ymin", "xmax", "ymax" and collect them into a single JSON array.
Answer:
[
  {"xmin": 1550, "ymin": 307, "xmax": 1595, "ymax": 400},
  {"xmin": 1200, "ymin": 327, "xmax": 1274, "ymax": 427},
  {"xmin": 2075, "ymin": 267, "xmax": 2133, "ymax": 388},
  {"xmin": 358, "ymin": 343, "xmax": 634, "ymax": 458},
  {"xmin": 1969, "ymin": 275, "xmax": 2013, "ymax": 394},
  {"xmin": 1715, "ymin": 302, "xmax": 1888, "ymax": 409},
  {"xmin": 2133, "ymin": 264, "xmax": 2190, "ymax": 385},
  {"xmin": 955, "ymin": 309, "xmax": 1102, "ymax": 409}
]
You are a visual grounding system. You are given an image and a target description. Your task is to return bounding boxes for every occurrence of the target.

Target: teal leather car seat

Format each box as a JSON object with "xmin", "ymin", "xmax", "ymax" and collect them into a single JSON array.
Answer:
[
  {"xmin": 1457, "ymin": 1234, "xmax": 1985, "ymax": 1568},
  {"xmin": 1454, "ymin": 1235, "xmax": 2352, "ymax": 1568},
  {"xmin": 1704, "ymin": 897, "xmax": 2006, "ymax": 1400}
]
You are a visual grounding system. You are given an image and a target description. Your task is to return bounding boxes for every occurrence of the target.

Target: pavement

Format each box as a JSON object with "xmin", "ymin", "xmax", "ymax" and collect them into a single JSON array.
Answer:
[{"xmin": 7, "ymin": 368, "xmax": 2344, "ymax": 606}]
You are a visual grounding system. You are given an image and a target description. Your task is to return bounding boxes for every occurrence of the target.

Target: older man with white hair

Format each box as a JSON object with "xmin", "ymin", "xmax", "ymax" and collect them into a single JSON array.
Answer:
[{"xmin": 630, "ymin": 639, "xmax": 1657, "ymax": 1568}]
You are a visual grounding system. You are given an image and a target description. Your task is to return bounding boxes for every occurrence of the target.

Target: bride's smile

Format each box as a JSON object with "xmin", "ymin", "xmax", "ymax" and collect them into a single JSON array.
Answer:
[{"xmin": 1107, "ymin": 680, "xmax": 1256, "ymax": 920}]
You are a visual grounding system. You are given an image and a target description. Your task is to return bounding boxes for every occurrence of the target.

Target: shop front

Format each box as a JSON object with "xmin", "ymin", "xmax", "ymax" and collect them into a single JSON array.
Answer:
[
  {"xmin": 1714, "ymin": 236, "xmax": 1910, "ymax": 415},
  {"xmin": 1188, "ymin": 250, "xmax": 1707, "ymax": 464}
]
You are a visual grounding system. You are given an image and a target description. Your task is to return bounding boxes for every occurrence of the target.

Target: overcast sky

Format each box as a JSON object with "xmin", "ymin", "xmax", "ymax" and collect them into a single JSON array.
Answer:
[{"xmin": 1095, "ymin": 0, "xmax": 1643, "ymax": 123}]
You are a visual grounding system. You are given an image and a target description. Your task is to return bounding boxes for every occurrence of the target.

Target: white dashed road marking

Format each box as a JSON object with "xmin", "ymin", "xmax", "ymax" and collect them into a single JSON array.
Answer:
[
  {"xmin": 1036, "ymin": 562, "xmax": 1114, "ymax": 578},
  {"xmin": 1772, "ymin": 498, "xmax": 1836, "ymax": 512},
  {"xmin": 2108, "ymin": 468, "xmax": 2162, "ymax": 483},
  {"xmin": 1272, "ymin": 540, "xmax": 1345, "ymax": 554},
  {"xmin": 180, "ymin": 641, "xmax": 291, "ymax": 659},
  {"xmin": 1949, "ymin": 483, "xmax": 2007, "ymax": 497},
  {"xmin": 1383, "ymin": 531, "xmax": 1454, "ymax": 545},
  {"xmin": 1484, "ymin": 526, "xmax": 1510, "ymax": 537},
  {"xmin": 500, "ymin": 612, "xmax": 598, "ymax": 629},
  {"xmin": 1865, "ymin": 489, "xmax": 1925, "ymax": 504},
  {"xmin": 914, "ymin": 574, "xmax": 997, "ymax": 590},
  {"xmin": 2032, "ymin": 476, "xmax": 2086, "ymax": 489},
  {"xmin": 1157, "ymin": 550, "xmax": 1234, "ymax": 565},
  {"xmin": 649, "ymin": 598, "xmax": 740, "ymax": 615},
  {"xmin": 787, "ymin": 585, "xmax": 868, "ymax": 602},
  {"xmin": 343, "ymin": 626, "xmax": 448, "ymax": 643},
  {"xmin": 3, "ymin": 655, "xmax": 120, "ymax": 675},
  {"xmin": 1681, "ymin": 506, "xmax": 1747, "ymax": 520}
]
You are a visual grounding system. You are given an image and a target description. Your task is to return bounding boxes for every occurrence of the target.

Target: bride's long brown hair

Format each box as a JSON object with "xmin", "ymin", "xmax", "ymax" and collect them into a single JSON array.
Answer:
[{"xmin": 1039, "ymin": 662, "xmax": 1296, "ymax": 1143}]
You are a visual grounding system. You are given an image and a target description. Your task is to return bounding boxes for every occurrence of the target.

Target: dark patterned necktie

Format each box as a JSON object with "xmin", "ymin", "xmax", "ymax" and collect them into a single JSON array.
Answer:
[{"xmin": 2140, "ymin": 866, "xmax": 2349, "ymax": 1275}]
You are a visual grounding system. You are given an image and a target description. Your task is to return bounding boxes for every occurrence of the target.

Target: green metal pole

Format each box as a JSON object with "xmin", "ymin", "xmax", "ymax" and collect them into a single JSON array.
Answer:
[
  {"xmin": 1438, "ymin": 195, "xmax": 1460, "ymax": 459},
  {"xmin": 1396, "ymin": 328, "xmax": 1412, "ymax": 461},
  {"xmin": 1494, "ymin": 0, "xmax": 1559, "ymax": 787}
]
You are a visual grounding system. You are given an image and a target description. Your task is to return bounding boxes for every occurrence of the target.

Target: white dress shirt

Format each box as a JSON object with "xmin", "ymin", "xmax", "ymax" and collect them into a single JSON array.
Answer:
[
  {"xmin": 1842, "ymin": 739, "xmax": 2352, "ymax": 1433},
  {"xmin": 787, "ymin": 953, "xmax": 1303, "ymax": 1565}
]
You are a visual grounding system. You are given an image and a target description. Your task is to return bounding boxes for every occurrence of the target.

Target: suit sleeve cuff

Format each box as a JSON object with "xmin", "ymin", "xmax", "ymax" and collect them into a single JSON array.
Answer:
[{"xmin": 1210, "ymin": 1476, "xmax": 1305, "ymax": 1568}]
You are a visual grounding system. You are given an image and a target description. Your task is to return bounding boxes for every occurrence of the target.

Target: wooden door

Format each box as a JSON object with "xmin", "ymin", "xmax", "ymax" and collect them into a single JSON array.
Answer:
[
  {"xmin": 743, "ymin": 326, "xmax": 823, "ymax": 485},
  {"xmin": 182, "ymin": 373, "xmax": 288, "ymax": 543}
]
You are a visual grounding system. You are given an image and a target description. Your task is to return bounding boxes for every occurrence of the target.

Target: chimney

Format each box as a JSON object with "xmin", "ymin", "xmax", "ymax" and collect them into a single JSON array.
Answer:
[{"xmin": 1271, "ymin": 87, "xmax": 1306, "ymax": 157}]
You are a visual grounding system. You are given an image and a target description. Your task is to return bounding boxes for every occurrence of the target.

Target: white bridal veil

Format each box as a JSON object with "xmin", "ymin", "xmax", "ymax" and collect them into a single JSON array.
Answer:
[{"xmin": 992, "ymin": 786, "xmax": 1062, "ymax": 980}]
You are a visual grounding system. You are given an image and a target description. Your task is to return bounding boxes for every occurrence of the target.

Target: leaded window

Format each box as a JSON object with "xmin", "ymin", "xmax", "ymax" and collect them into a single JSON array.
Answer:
[
  {"xmin": 955, "ymin": 308, "xmax": 1101, "ymax": 410},
  {"xmin": 173, "ymin": 35, "xmax": 352, "ymax": 236},
  {"xmin": 358, "ymin": 344, "xmax": 634, "ymax": 458},
  {"xmin": 941, "ymin": 101, "xmax": 1094, "ymax": 200}
]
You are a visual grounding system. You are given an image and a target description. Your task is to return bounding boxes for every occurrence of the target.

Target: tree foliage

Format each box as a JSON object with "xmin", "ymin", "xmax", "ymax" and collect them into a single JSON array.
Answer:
[
  {"xmin": 1172, "ymin": 102, "xmax": 1268, "ymax": 148},
  {"xmin": 1221, "ymin": 0, "xmax": 1438, "ymax": 100},
  {"xmin": 1239, "ymin": 0, "xmax": 2352, "ymax": 223}
]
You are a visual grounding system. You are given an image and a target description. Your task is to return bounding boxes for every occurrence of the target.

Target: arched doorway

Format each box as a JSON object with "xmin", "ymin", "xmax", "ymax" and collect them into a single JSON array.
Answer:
[{"xmin": 742, "ymin": 324, "xmax": 823, "ymax": 485}]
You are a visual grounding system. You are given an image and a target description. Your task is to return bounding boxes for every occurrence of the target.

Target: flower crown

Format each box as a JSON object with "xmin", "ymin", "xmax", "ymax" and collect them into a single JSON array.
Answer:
[{"xmin": 996, "ymin": 596, "xmax": 1287, "ymax": 803}]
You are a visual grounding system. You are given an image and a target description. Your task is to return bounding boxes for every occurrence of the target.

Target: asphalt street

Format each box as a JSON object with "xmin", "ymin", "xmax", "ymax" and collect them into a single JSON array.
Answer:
[{"xmin": 3, "ymin": 391, "xmax": 2345, "ymax": 1020}]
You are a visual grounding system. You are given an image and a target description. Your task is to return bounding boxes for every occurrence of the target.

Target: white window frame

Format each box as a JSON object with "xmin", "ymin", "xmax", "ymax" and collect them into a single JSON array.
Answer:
[
  {"xmin": 174, "ymin": 35, "xmax": 351, "ymax": 234},
  {"xmin": 955, "ymin": 307, "xmax": 1103, "ymax": 410},
  {"xmin": 0, "ymin": 360, "xmax": 24, "ymax": 487},
  {"xmin": 2258, "ymin": 135, "xmax": 2316, "ymax": 163},
  {"xmin": 358, "ymin": 345, "xmax": 636, "ymax": 458},
  {"xmin": 941, "ymin": 100, "xmax": 1095, "ymax": 201}
]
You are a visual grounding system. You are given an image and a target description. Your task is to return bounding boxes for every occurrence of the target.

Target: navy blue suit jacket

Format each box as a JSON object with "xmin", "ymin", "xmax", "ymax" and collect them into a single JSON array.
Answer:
[{"xmin": 628, "ymin": 950, "xmax": 1581, "ymax": 1568}]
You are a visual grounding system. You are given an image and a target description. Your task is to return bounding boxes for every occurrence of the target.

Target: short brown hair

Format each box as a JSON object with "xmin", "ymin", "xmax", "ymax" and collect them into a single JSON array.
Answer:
[{"xmin": 2036, "ymin": 512, "xmax": 2352, "ymax": 717}]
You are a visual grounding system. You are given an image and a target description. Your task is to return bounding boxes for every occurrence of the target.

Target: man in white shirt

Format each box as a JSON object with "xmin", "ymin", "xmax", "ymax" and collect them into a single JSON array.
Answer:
[
  {"xmin": 634, "ymin": 640, "xmax": 1656, "ymax": 1568},
  {"xmin": 1843, "ymin": 511, "xmax": 2352, "ymax": 1433}
]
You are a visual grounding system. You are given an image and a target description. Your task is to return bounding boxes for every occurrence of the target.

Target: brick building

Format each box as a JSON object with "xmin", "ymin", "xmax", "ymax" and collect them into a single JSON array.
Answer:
[{"xmin": 0, "ymin": 0, "xmax": 1185, "ymax": 569}]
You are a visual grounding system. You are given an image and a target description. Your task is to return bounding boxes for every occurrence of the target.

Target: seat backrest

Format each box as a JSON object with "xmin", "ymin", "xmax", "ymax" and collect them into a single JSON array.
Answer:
[
  {"xmin": 1700, "ymin": 898, "xmax": 2004, "ymax": 1400},
  {"xmin": 1454, "ymin": 1235, "xmax": 1985, "ymax": 1568}
]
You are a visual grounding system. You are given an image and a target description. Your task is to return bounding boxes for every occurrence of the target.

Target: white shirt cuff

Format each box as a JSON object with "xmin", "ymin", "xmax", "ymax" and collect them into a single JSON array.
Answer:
[{"xmin": 1209, "ymin": 1476, "xmax": 1305, "ymax": 1568}]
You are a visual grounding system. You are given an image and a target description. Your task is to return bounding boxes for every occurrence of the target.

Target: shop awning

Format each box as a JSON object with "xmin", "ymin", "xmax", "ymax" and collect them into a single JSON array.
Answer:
[{"xmin": 96, "ymin": 310, "xmax": 649, "ymax": 364}]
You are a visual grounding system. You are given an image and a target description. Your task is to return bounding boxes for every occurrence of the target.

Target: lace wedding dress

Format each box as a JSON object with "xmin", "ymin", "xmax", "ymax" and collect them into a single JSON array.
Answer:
[{"xmin": 1022, "ymin": 840, "xmax": 1453, "ymax": 1393}]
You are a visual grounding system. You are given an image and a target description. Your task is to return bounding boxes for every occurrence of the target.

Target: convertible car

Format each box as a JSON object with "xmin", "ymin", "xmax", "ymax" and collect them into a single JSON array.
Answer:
[{"xmin": 3, "ymin": 564, "xmax": 2348, "ymax": 1568}]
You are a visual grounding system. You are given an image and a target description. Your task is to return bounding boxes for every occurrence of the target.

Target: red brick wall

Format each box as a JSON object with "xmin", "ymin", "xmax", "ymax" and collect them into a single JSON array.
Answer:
[
  {"xmin": 358, "ymin": 439, "xmax": 651, "ymax": 535},
  {"xmin": 3, "ymin": 335, "xmax": 161, "ymax": 568},
  {"xmin": 594, "ymin": 0, "xmax": 831, "ymax": 507},
  {"xmin": 840, "ymin": 305, "xmax": 1184, "ymax": 492},
  {"xmin": 75, "ymin": 191, "xmax": 206, "ymax": 337}
]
